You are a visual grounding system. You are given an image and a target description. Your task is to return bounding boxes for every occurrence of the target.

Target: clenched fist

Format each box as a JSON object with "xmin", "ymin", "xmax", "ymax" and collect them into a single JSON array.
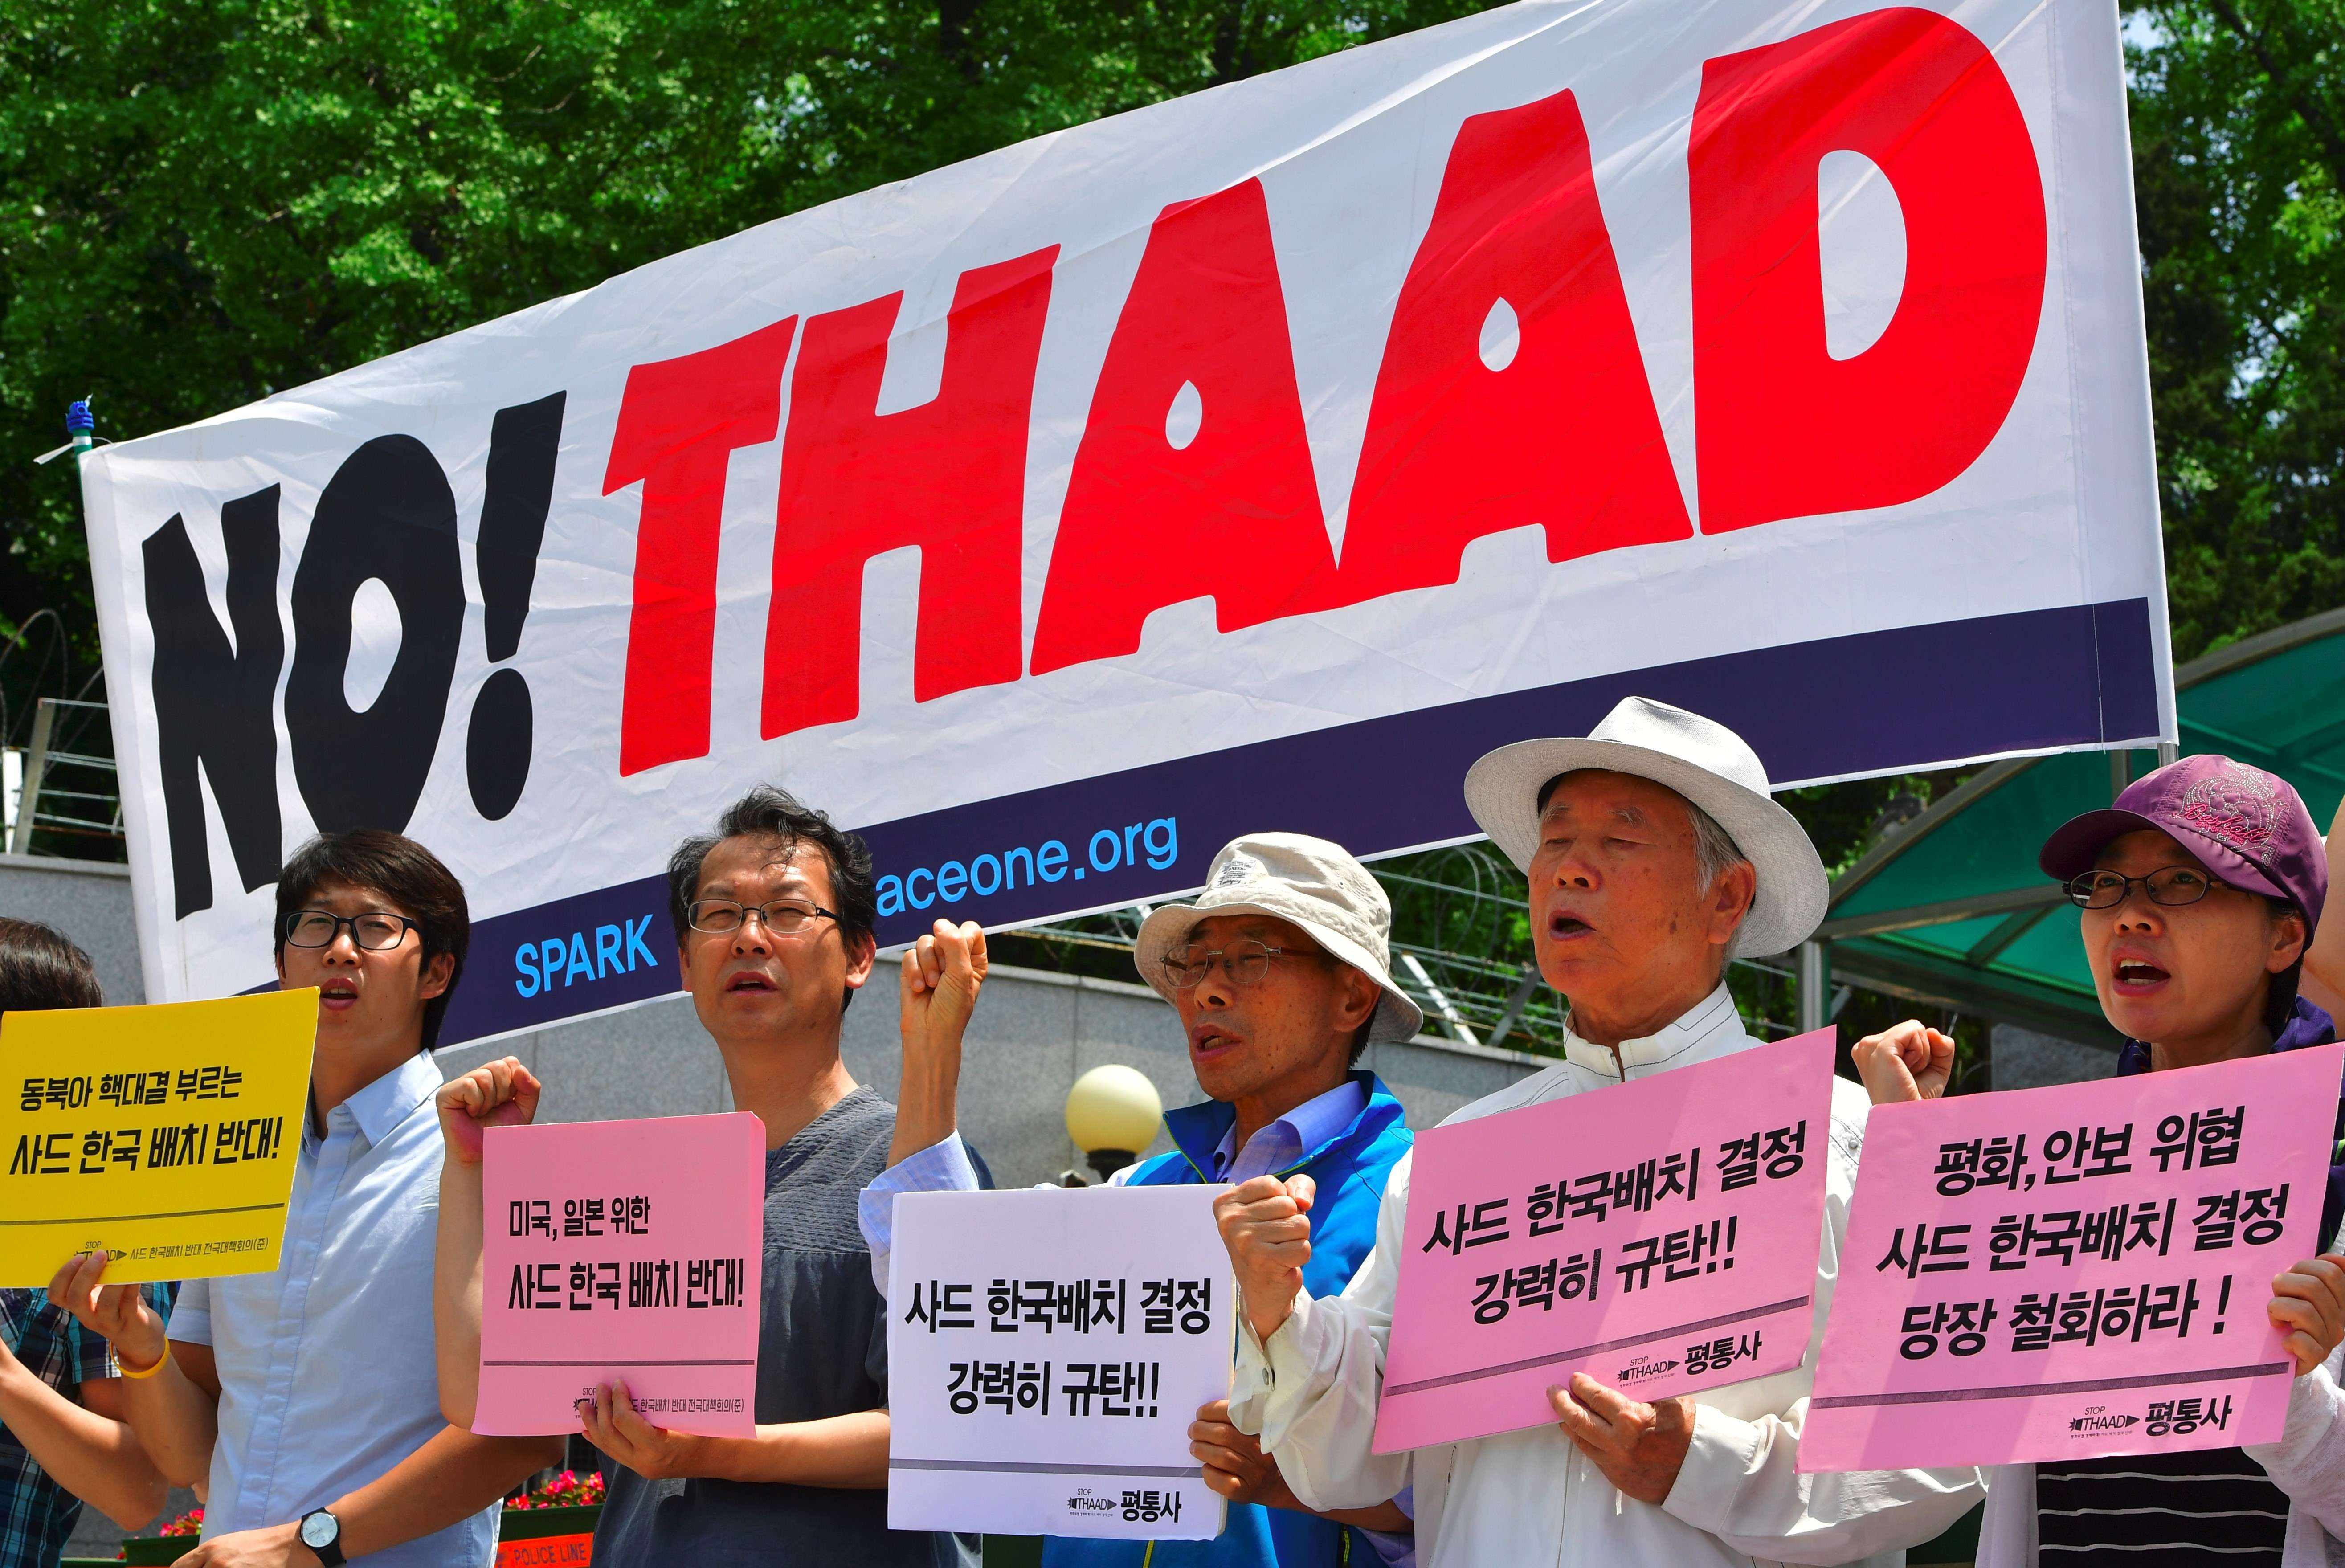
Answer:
[
  {"xmin": 889, "ymin": 920, "xmax": 989, "ymax": 1167},
  {"xmin": 1215, "ymin": 1174, "xmax": 1316, "ymax": 1343},
  {"xmin": 1850, "ymin": 1020, "xmax": 1955, "ymax": 1106},
  {"xmin": 435, "ymin": 1055, "xmax": 542, "ymax": 1166},
  {"xmin": 901, "ymin": 920, "xmax": 988, "ymax": 1058}
]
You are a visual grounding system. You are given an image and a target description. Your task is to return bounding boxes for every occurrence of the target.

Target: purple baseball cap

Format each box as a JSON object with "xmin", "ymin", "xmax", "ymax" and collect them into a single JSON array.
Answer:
[{"xmin": 2038, "ymin": 754, "xmax": 2327, "ymax": 934}]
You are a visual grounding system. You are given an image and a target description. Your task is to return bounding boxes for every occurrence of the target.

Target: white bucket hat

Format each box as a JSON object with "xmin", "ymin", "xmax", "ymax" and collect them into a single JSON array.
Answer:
[
  {"xmin": 1461, "ymin": 696, "xmax": 1828, "ymax": 959},
  {"xmin": 1133, "ymin": 833, "xmax": 1426, "ymax": 1044}
]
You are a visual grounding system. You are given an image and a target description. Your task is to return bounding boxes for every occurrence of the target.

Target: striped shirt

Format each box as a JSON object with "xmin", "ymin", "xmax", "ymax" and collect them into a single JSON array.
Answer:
[{"xmin": 2037, "ymin": 1448, "xmax": 2289, "ymax": 1566}]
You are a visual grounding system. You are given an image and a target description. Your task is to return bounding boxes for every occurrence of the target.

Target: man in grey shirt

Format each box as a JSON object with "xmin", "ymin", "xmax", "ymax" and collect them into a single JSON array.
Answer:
[{"xmin": 435, "ymin": 786, "xmax": 973, "ymax": 1567}]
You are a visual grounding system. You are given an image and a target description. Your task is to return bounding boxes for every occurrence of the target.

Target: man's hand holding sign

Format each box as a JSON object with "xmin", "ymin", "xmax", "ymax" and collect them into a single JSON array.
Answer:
[
  {"xmin": 1366, "ymin": 1028, "xmax": 1838, "ymax": 1457},
  {"xmin": 433, "ymin": 1063, "xmax": 765, "ymax": 1443}
]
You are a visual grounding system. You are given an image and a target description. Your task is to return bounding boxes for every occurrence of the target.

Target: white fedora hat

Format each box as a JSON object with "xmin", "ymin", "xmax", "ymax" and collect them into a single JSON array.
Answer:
[
  {"xmin": 1133, "ymin": 833, "xmax": 1426, "ymax": 1044},
  {"xmin": 1461, "ymin": 696, "xmax": 1827, "ymax": 959}
]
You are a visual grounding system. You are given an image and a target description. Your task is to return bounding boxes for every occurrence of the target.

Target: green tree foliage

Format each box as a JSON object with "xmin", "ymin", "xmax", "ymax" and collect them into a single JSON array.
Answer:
[
  {"xmin": 2130, "ymin": 0, "xmax": 2345, "ymax": 659},
  {"xmin": 0, "ymin": 0, "xmax": 1485, "ymax": 638},
  {"xmin": 4, "ymin": 0, "xmax": 2343, "ymax": 1054}
]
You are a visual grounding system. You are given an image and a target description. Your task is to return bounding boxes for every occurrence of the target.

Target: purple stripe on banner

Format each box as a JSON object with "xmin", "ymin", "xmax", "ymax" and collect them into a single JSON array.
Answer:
[
  {"xmin": 439, "ymin": 873, "xmax": 678, "ymax": 1044},
  {"xmin": 859, "ymin": 596, "xmax": 2157, "ymax": 946},
  {"xmin": 428, "ymin": 597, "xmax": 2155, "ymax": 1045}
]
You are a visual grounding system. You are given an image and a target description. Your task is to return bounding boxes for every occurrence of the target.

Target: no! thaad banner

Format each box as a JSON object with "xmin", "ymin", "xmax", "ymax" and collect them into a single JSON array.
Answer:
[{"xmin": 82, "ymin": 0, "xmax": 2171, "ymax": 1049}]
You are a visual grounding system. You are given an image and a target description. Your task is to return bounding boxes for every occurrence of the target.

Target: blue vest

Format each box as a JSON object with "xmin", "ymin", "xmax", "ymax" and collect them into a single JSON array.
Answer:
[{"xmin": 1041, "ymin": 1071, "xmax": 1414, "ymax": 1568}]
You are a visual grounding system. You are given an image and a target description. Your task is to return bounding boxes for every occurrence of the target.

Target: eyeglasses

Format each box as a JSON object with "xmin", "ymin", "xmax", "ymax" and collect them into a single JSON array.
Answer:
[
  {"xmin": 1159, "ymin": 940, "xmax": 1313, "ymax": 989},
  {"xmin": 686, "ymin": 899, "xmax": 839, "ymax": 936},
  {"xmin": 282, "ymin": 910, "xmax": 419, "ymax": 951},
  {"xmin": 2064, "ymin": 866, "xmax": 2227, "ymax": 910}
]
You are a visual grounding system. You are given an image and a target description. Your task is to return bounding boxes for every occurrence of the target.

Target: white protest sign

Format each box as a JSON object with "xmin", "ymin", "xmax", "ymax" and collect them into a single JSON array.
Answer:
[
  {"xmin": 81, "ymin": 0, "xmax": 2167, "ymax": 1048},
  {"xmin": 886, "ymin": 1185, "xmax": 1233, "ymax": 1539}
]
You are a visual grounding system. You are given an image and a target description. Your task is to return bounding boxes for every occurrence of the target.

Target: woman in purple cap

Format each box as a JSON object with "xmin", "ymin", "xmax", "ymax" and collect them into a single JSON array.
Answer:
[{"xmin": 1854, "ymin": 753, "xmax": 2345, "ymax": 1568}]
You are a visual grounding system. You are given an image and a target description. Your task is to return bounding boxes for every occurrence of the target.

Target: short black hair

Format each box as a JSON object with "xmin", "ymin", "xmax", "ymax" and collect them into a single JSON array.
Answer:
[
  {"xmin": 0, "ymin": 919, "xmax": 104, "ymax": 1012},
  {"xmin": 667, "ymin": 786, "xmax": 877, "ymax": 1010},
  {"xmin": 275, "ymin": 831, "xmax": 470, "ymax": 1050}
]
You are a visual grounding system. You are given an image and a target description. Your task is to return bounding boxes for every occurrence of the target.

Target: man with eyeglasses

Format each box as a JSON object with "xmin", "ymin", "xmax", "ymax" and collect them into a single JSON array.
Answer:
[
  {"xmin": 1213, "ymin": 698, "xmax": 1982, "ymax": 1568},
  {"xmin": 52, "ymin": 830, "xmax": 563, "ymax": 1568},
  {"xmin": 861, "ymin": 832, "xmax": 1422, "ymax": 1567},
  {"xmin": 1855, "ymin": 754, "xmax": 2345, "ymax": 1568},
  {"xmin": 431, "ymin": 786, "xmax": 976, "ymax": 1568}
]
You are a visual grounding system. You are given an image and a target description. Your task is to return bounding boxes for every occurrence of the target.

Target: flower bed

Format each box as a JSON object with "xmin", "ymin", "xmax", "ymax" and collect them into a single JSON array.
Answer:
[{"xmin": 109, "ymin": 1472, "xmax": 603, "ymax": 1566}]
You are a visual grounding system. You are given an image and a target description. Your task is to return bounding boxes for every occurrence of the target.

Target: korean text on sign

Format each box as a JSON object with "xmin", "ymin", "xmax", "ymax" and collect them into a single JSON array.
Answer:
[
  {"xmin": 1803, "ymin": 1042, "xmax": 2345, "ymax": 1471},
  {"xmin": 475, "ymin": 1111, "xmax": 764, "ymax": 1437},
  {"xmin": 887, "ymin": 1184, "xmax": 1233, "ymax": 1540},
  {"xmin": 1376, "ymin": 1029, "xmax": 1838, "ymax": 1453},
  {"xmin": 0, "ymin": 991, "xmax": 317, "ymax": 1286}
]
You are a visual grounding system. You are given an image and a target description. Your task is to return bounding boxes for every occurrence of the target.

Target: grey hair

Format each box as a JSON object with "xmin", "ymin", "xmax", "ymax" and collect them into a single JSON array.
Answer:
[
  {"xmin": 1689, "ymin": 800, "xmax": 1749, "ymax": 894},
  {"xmin": 1534, "ymin": 768, "xmax": 1751, "ymax": 895}
]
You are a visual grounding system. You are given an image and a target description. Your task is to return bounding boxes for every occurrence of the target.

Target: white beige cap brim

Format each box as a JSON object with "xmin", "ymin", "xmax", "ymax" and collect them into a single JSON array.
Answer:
[
  {"xmin": 1132, "ymin": 834, "xmax": 1425, "ymax": 1044},
  {"xmin": 1460, "ymin": 697, "xmax": 1828, "ymax": 960}
]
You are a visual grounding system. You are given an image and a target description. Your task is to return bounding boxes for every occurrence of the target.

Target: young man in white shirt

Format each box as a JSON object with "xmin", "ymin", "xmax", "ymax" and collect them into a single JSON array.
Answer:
[
  {"xmin": 1214, "ymin": 696, "xmax": 1987, "ymax": 1567},
  {"xmin": 50, "ymin": 831, "xmax": 562, "ymax": 1567}
]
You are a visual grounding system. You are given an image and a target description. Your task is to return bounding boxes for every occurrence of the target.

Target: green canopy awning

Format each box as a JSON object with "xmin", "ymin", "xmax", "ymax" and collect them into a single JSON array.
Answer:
[{"xmin": 1816, "ymin": 608, "xmax": 2345, "ymax": 1046}]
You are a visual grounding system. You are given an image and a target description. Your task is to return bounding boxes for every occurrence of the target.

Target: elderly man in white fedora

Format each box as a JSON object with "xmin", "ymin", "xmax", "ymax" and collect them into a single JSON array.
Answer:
[
  {"xmin": 1213, "ymin": 696, "xmax": 1986, "ymax": 1567},
  {"xmin": 861, "ymin": 833, "xmax": 1424, "ymax": 1567}
]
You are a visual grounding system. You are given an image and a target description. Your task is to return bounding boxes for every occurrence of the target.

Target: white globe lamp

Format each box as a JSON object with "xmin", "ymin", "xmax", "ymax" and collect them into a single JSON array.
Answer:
[{"xmin": 1064, "ymin": 1064, "xmax": 1163, "ymax": 1183}]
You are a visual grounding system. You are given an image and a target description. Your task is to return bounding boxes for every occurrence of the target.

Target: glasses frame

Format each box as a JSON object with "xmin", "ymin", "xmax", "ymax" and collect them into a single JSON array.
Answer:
[
  {"xmin": 1159, "ymin": 940, "xmax": 1315, "ymax": 990},
  {"xmin": 686, "ymin": 898, "xmax": 842, "ymax": 937},
  {"xmin": 2064, "ymin": 866, "xmax": 2227, "ymax": 911},
  {"xmin": 281, "ymin": 909, "xmax": 421, "ymax": 952}
]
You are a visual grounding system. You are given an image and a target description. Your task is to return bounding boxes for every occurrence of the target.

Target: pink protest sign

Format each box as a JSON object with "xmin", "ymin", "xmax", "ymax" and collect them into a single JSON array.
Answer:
[
  {"xmin": 1374, "ymin": 1029, "xmax": 1837, "ymax": 1453},
  {"xmin": 474, "ymin": 1111, "xmax": 765, "ymax": 1437},
  {"xmin": 1803, "ymin": 1043, "xmax": 2345, "ymax": 1472}
]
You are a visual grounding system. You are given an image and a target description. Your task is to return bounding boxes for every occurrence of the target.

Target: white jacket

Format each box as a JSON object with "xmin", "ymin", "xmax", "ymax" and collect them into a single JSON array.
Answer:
[
  {"xmin": 1979, "ymin": 1335, "xmax": 2345, "ymax": 1565},
  {"xmin": 1229, "ymin": 985, "xmax": 1985, "ymax": 1568}
]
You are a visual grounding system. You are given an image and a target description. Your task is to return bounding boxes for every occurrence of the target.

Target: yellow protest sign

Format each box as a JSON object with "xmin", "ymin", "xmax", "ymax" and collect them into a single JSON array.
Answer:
[{"xmin": 0, "ymin": 989, "xmax": 317, "ymax": 1285}]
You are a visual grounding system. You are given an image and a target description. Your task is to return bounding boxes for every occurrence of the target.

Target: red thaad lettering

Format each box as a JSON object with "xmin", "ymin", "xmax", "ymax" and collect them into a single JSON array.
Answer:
[
  {"xmin": 1689, "ymin": 8, "xmax": 2046, "ymax": 533},
  {"xmin": 1027, "ymin": 179, "xmax": 1339, "ymax": 676},
  {"xmin": 762, "ymin": 248, "xmax": 1056, "ymax": 739},
  {"xmin": 602, "ymin": 12, "xmax": 2051, "ymax": 729},
  {"xmin": 606, "ymin": 318, "xmax": 796, "ymax": 775},
  {"xmin": 1338, "ymin": 88, "xmax": 1692, "ymax": 600}
]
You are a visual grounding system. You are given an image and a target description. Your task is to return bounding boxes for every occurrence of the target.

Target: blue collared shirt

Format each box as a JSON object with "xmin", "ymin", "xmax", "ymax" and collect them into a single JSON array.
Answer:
[
  {"xmin": 169, "ymin": 1051, "xmax": 494, "ymax": 1567},
  {"xmin": 1207, "ymin": 1079, "xmax": 1368, "ymax": 1185}
]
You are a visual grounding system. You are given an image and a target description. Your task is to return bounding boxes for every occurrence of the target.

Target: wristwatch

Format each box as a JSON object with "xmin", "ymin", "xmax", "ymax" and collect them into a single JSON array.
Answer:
[{"xmin": 298, "ymin": 1507, "xmax": 346, "ymax": 1567}]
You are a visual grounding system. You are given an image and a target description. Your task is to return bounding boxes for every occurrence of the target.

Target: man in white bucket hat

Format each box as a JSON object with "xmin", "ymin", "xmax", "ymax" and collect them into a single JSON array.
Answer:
[
  {"xmin": 1216, "ymin": 696, "xmax": 1985, "ymax": 1567},
  {"xmin": 860, "ymin": 833, "xmax": 1425, "ymax": 1566}
]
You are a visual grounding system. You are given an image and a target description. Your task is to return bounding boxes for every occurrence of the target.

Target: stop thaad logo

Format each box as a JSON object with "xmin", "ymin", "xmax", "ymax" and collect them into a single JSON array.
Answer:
[{"xmin": 2071, "ymin": 1414, "xmax": 2143, "ymax": 1435}]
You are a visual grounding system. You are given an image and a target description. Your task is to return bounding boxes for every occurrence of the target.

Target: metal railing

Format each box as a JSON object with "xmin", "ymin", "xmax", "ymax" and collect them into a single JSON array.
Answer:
[
  {"xmin": 1009, "ymin": 843, "xmax": 1807, "ymax": 1058},
  {"xmin": 7, "ymin": 696, "xmax": 124, "ymax": 856}
]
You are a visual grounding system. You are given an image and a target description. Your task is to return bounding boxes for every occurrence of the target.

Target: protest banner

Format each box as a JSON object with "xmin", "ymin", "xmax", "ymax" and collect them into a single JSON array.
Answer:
[
  {"xmin": 473, "ymin": 1111, "xmax": 764, "ymax": 1437},
  {"xmin": 0, "ymin": 990, "xmax": 316, "ymax": 1286},
  {"xmin": 78, "ymin": 0, "xmax": 2167, "ymax": 1052},
  {"xmin": 887, "ymin": 1185, "xmax": 1232, "ymax": 1539},
  {"xmin": 1802, "ymin": 1043, "xmax": 2345, "ymax": 1471},
  {"xmin": 1373, "ymin": 1029, "xmax": 1837, "ymax": 1452}
]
